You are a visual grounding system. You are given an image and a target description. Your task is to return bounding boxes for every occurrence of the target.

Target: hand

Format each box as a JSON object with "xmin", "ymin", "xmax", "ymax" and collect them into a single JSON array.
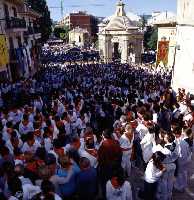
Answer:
[{"xmin": 161, "ymin": 166, "xmax": 166, "ymax": 172}]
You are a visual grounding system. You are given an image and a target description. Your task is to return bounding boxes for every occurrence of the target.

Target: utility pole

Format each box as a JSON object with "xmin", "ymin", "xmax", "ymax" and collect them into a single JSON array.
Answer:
[{"xmin": 61, "ymin": 0, "xmax": 64, "ymax": 19}]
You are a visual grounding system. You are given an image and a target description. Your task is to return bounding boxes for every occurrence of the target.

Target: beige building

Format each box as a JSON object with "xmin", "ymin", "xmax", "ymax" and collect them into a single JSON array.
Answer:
[
  {"xmin": 69, "ymin": 27, "xmax": 89, "ymax": 47},
  {"xmin": 98, "ymin": 0, "xmax": 143, "ymax": 64},
  {"xmin": 154, "ymin": 12, "xmax": 177, "ymax": 68},
  {"xmin": 0, "ymin": 0, "xmax": 42, "ymax": 81}
]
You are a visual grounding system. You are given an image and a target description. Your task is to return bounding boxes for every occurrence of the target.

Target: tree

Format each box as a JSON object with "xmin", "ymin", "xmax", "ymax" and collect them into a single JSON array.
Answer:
[
  {"xmin": 144, "ymin": 26, "xmax": 158, "ymax": 50},
  {"xmin": 27, "ymin": 0, "xmax": 52, "ymax": 43},
  {"xmin": 53, "ymin": 25, "xmax": 69, "ymax": 42}
]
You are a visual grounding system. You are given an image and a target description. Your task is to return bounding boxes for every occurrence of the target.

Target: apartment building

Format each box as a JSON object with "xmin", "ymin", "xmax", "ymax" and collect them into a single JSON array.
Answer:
[
  {"xmin": 59, "ymin": 11, "xmax": 98, "ymax": 39},
  {"xmin": 0, "ymin": 0, "xmax": 42, "ymax": 81}
]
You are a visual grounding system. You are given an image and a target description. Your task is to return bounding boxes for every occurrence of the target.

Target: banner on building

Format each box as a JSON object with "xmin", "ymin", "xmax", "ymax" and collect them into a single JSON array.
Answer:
[
  {"xmin": 0, "ymin": 35, "xmax": 9, "ymax": 66},
  {"xmin": 156, "ymin": 41, "xmax": 169, "ymax": 66}
]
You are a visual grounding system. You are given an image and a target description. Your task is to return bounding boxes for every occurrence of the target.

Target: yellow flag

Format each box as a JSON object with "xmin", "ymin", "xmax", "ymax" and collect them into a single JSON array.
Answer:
[{"xmin": 0, "ymin": 35, "xmax": 9, "ymax": 66}]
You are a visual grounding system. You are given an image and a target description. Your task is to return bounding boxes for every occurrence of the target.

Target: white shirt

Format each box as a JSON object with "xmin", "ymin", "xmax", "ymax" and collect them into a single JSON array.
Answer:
[
  {"xmin": 44, "ymin": 138, "xmax": 52, "ymax": 152},
  {"xmin": 22, "ymin": 141, "xmax": 41, "ymax": 153},
  {"xmin": 141, "ymin": 132, "xmax": 155, "ymax": 163},
  {"xmin": 78, "ymin": 148, "xmax": 98, "ymax": 168},
  {"xmin": 145, "ymin": 160, "xmax": 163, "ymax": 183},
  {"xmin": 19, "ymin": 122, "xmax": 34, "ymax": 135},
  {"xmin": 106, "ymin": 180, "xmax": 133, "ymax": 200},
  {"xmin": 6, "ymin": 139, "xmax": 23, "ymax": 154},
  {"xmin": 119, "ymin": 134, "xmax": 133, "ymax": 156},
  {"xmin": 136, "ymin": 123, "xmax": 148, "ymax": 140},
  {"xmin": 23, "ymin": 184, "xmax": 41, "ymax": 200}
]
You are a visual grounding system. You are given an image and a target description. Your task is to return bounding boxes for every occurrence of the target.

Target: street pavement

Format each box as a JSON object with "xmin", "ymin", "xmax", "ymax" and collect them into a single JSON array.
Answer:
[{"xmin": 129, "ymin": 155, "xmax": 194, "ymax": 200}]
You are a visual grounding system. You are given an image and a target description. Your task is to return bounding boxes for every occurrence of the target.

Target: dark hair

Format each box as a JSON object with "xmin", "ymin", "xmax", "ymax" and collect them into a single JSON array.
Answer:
[
  {"xmin": 26, "ymin": 132, "xmax": 34, "ymax": 141},
  {"xmin": 102, "ymin": 129, "xmax": 112, "ymax": 139},
  {"xmin": 14, "ymin": 164, "xmax": 25, "ymax": 177},
  {"xmin": 23, "ymin": 114, "xmax": 29, "ymax": 121},
  {"xmin": 0, "ymin": 146, "xmax": 10, "ymax": 157},
  {"xmin": 79, "ymin": 157, "xmax": 91, "ymax": 169},
  {"xmin": 6, "ymin": 121, "xmax": 13, "ymax": 129},
  {"xmin": 152, "ymin": 151, "xmax": 166, "ymax": 169},
  {"xmin": 53, "ymin": 139, "xmax": 62, "ymax": 149},
  {"xmin": 41, "ymin": 180, "xmax": 55, "ymax": 194},
  {"xmin": 35, "ymin": 147, "xmax": 47, "ymax": 160},
  {"xmin": 173, "ymin": 126, "xmax": 182, "ymax": 135},
  {"xmin": 111, "ymin": 167, "xmax": 125, "ymax": 186},
  {"xmin": 7, "ymin": 176, "xmax": 23, "ymax": 200},
  {"xmin": 45, "ymin": 153, "xmax": 56, "ymax": 165},
  {"xmin": 46, "ymin": 119, "xmax": 52, "ymax": 127},
  {"xmin": 166, "ymin": 134, "xmax": 175, "ymax": 143}
]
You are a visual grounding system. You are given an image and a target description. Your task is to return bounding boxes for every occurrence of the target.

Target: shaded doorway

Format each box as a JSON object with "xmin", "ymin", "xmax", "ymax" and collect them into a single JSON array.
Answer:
[{"xmin": 113, "ymin": 42, "xmax": 120, "ymax": 60}]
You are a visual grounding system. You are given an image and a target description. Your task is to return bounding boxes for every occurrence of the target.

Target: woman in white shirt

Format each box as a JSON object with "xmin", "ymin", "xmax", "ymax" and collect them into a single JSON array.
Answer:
[
  {"xmin": 106, "ymin": 168, "xmax": 133, "ymax": 200},
  {"xmin": 139, "ymin": 151, "xmax": 166, "ymax": 200}
]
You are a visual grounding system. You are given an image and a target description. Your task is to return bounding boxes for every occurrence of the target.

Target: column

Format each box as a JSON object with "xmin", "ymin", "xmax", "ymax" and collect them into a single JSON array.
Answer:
[
  {"xmin": 121, "ymin": 36, "xmax": 129, "ymax": 63},
  {"xmin": 104, "ymin": 35, "xmax": 112, "ymax": 63},
  {"xmin": 134, "ymin": 37, "xmax": 143, "ymax": 64}
]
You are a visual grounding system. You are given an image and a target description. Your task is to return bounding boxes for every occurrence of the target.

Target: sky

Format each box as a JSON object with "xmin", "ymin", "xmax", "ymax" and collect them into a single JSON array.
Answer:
[{"xmin": 46, "ymin": 0, "xmax": 177, "ymax": 21}]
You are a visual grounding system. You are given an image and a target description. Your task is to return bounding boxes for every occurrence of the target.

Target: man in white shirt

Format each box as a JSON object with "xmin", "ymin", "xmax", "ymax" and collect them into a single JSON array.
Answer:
[
  {"xmin": 22, "ymin": 132, "xmax": 41, "ymax": 154},
  {"xmin": 19, "ymin": 114, "xmax": 34, "ymax": 136},
  {"xmin": 120, "ymin": 124, "xmax": 134, "ymax": 176}
]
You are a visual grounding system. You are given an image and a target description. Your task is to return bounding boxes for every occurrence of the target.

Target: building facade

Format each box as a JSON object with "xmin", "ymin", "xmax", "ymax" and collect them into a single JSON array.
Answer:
[
  {"xmin": 59, "ymin": 11, "xmax": 98, "ymax": 39},
  {"xmin": 0, "ymin": 0, "xmax": 42, "ymax": 81},
  {"xmin": 172, "ymin": 0, "xmax": 194, "ymax": 94},
  {"xmin": 69, "ymin": 27, "xmax": 89, "ymax": 47},
  {"xmin": 98, "ymin": 0, "xmax": 143, "ymax": 64}
]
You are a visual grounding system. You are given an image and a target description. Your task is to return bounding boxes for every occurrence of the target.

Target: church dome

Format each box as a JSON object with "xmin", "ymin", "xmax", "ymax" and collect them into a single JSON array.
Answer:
[
  {"xmin": 106, "ymin": 15, "xmax": 136, "ymax": 30},
  {"xmin": 105, "ymin": 0, "xmax": 138, "ymax": 30}
]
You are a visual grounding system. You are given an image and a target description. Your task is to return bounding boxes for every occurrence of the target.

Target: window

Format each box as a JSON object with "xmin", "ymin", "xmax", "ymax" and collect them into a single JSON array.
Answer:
[
  {"xmin": 4, "ymin": 4, "xmax": 9, "ymax": 18},
  {"xmin": 17, "ymin": 36, "xmax": 22, "ymax": 47},
  {"xmin": 12, "ymin": 7, "xmax": 17, "ymax": 17},
  {"xmin": 9, "ymin": 37, "xmax": 14, "ymax": 49}
]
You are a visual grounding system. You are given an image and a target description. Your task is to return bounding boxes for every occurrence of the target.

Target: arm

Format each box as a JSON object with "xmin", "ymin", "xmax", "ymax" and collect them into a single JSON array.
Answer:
[
  {"xmin": 50, "ymin": 168, "xmax": 73, "ymax": 185},
  {"xmin": 106, "ymin": 181, "xmax": 112, "ymax": 200},
  {"xmin": 126, "ymin": 182, "xmax": 133, "ymax": 200}
]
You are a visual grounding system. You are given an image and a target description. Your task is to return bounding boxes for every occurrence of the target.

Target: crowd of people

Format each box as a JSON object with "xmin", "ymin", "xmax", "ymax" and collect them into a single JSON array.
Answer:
[
  {"xmin": 0, "ymin": 56, "xmax": 193, "ymax": 200},
  {"xmin": 41, "ymin": 44, "xmax": 99, "ymax": 64}
]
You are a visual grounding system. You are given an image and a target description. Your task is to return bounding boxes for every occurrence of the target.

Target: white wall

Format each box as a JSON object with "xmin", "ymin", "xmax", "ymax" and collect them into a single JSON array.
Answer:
[
  {"xmin": 172, "ymin": 26, "xmax": 194, "ymax": 94},
  {"xmin": 177, "ymin": 0, "xmax": 194, "ymax": 25}
]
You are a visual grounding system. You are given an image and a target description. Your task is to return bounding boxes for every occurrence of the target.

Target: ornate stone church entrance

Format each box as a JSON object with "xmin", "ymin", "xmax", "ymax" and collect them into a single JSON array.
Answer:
[{"xmin": 98, "ymin": 0, "xmax": 143, "ymax": 64}]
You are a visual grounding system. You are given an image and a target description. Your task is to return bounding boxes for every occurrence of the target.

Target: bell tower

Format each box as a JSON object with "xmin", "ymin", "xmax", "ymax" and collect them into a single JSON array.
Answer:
[
  {"xmin": 172, "ymin": 0, "xmax": 194, "ymax": 94},
  {"xmin": 115, "ymin": 0, "xmax": 126, "ymax": 17}
]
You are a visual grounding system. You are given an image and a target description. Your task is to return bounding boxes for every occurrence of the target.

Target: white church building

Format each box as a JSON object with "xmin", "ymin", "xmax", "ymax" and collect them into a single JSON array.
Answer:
[{"xmin": 98, "ymin": 0, "xmax": 143, "ymax": 64}]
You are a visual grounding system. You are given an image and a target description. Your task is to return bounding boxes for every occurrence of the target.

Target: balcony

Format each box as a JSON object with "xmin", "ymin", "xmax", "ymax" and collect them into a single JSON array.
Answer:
[
  {"xmin": 6, "ymin": 17, "xmax": 26, "ymax": 30},
  {"xmin": 24, "ymin": 26, "xmax": 34, "ymax": 36},
  {"xmin": 34, "ymin": 26, "xmax": 42, "ymax": 39},
  {"xmin": 24, "ymin": 26, "xmax": 41, "ymax": 39}
]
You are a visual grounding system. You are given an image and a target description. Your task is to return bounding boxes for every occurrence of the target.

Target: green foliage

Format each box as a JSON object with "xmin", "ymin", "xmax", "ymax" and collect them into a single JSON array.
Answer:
[
  {"xmin": 139, "ymin": 15, "xmax": 147, "ymax": 30},
  {"xmin": 27, "ymin": 0, "xmax": 52, "ymax": 43},
  {"xmin": 53, "ymin": 26, "xmax": 69, "ymax": 41},
  {"xmin": 144, "ymin": 26, "xmax": 158, "ymax": 50}
]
